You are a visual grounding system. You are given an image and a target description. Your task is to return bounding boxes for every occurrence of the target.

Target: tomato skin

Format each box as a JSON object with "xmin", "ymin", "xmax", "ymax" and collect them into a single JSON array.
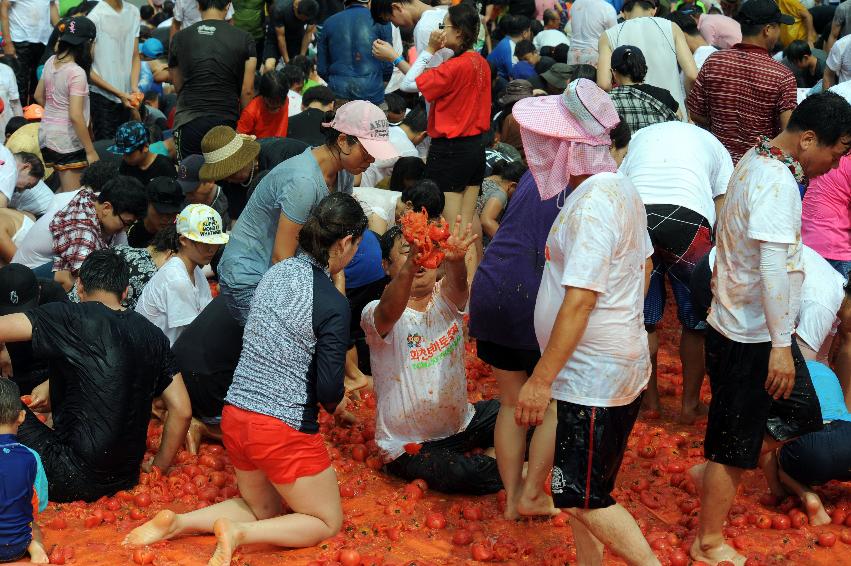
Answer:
[
  {"xmin": 840, "ymin": 529, "xmax": 851, "ymax": 544},
  {"xmin": 471, "ymin": 542, "xmax": 494, "ymax": 561},
  {"xmin": 425, "ymin": 512, "xmax": 446, "ymax": 529},
  {"xmin": 48, "ymin": 517, "xmax": 67, "ymax": 530},
  {"xmin": 640, "ymin": 490, "xmax": 661, "ymax": 510},
  {"xmin": 818, "ymin": 532, "xmax": 837, "ymax": 547},
  {"xmin": 452, "ymin": 529, "xmax": 473, "ymax": 546},
  {"xmin": 789, "ymin": 510, "xmax": 808, "ymax": 528},
  {"xmin": 462, "ymin": 506, "xmax": 482, "ymax": 521},
  {"xmin": 669, "ymin": 549, "xmax": 689, "ymax": 566},
  {"xmin": 552, "ymin": 512, "xmax": 569, "ymax": 527},
  {"xmin": 129, "ymin": 507, "xmax": 146, "ymax": 520},
  {"xmin": 771, "ymin": 514, "xmax": 791, "ymax": 530},
  {"xmin": 48, "ymin": 547, "xmax": 66, "ymax": 565},
  {"xmin": 755, "ymin": 514, "xmax": 772, "ymax": 529},
  {"xmin": 351, "ymin": 444, "xmax": 368, "ymax": 462},
  {"xmin": 133, "ymin": 493, "xmax": 152, "ymax": 508},
  {"xmin": 84, "ymin": 514, "xmax": 102, "ymax": 528},
  {"xmin": 132, "ymin": 548, "xmax": 155, "ymax": 564},
  {"xmin": 338, "ymin": 548, "xmax": 361, "ymax": 566}
]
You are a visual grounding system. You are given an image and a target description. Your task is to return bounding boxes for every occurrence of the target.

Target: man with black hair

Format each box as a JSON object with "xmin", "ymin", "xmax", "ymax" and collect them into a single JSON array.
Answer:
[
  {"xmin": 511, "ymin": 40, "xmax": 540, "ymax": 80},
  {"xmin": 49, "ymin": 175, "xmax": 147, "ymax": 290},
  {"xmin": 170, "ymin": 0, "xmax": 257, "ymax": 158},
  {"xmin": 263, "ymin": 0, "xmax": 319, "ymax": 72},
  {"xmin": 170, "ymin": 0, "xmax": 233, "ymax": 37},
  {"xmin": 282, "ymin": 63, "xmax": 305, "ymax": 116},
  {"xmin": 488, "ymin": 15, "xmax": 532, "ymax": 80},
  {"xmin": 126, "ymin": 177, "xmax": 186, "ymax": 248},
  {"xmin": 689, "ymin": 92, "xmax": 851, "ymax": 566},
  {"xmin": 783, "ymin": 39, "xmax": 827, "ymax": 88},
  {"xmin": 0, "ymin": 150, "xmax": 45, "ymax": 210},
  {"xmin": 687, "ymin": 0, "xmax": 798, "ymax": 162},
  {"xmin": 286, "ymin": 84, "xmax": 336, "ymax": 146},
  {"xmin": 12, "ymin": 249, "xmax": 191, "ymax": 502}
]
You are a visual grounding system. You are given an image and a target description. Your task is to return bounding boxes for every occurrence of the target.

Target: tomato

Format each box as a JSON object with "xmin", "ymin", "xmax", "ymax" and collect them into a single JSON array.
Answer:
[
  {"xmin": 340, "ymin": 484, "xmax": 355, "ymax": 498},
  {"xmin": 198, "ymin": 454, "xmax": 225, "ymax": 471},
  {"xmin": 48, "ymin": 517, "xmax": 67, "ymax": 530},
  {"xmin": 338, "ymin": 548, "xmax": 361, "ymax": 566},
  {"xmin": 199, "ymin": 487, "xmax": 219, "ymax": 502},
  {"xmin": 452, "ymin": 529, "xmax": 473, "ymax": 545},
  {"xmin": 840, "ymin": 529, "xmax": 851, "ymax": 544},
  {"xmin": 834, "ymin": 509, "xmax": 849, "ymax": 525},
  {"xmin": 679, "ymin": 499, "xmax": 698, "ymax": 513},
  {"xmin": 386, "ymin": 526, "xmax": 402, "ymax": 542},
  {"xmin": 403, "ymin": 483, "xmax": 423, "ymax": 501},
  {"xmin": 130, "ymin": 508, "xmax": 147, "ymax": 520},
  {"xmin": 552, "ymin": 512, "xmax": 569, "ymax": 527},
  {"xmin": 133, "ymin": 493, "xmax": 152, "ymax": 508},
  {"xmin": 20, "ymin": 395, "xmax": 32, "ymax": 406},
  {"xmin": 669, "ymin": 549, "xmax": 689, "ymax": 566},
  {"xmin": 48, "ymin": 547, "xmax": 66, "ymax": 565},
  {"xmin": 84, "ymin": 514, "xmax": 102, "ymax": 528},
  {"xmin": 132, "ymin": 548, "xmax": 155, "ymax": 564},
  {"xmin": 102, "ymin": 510, "xmax": 117, "ymax": 524},
  {"xmin": 755, "ymin": 514, "xmax": 772, "ymax": 529},
  {"xmin": 772, "ymin": 515, "xmax": 791, "ymax": 530},
  {"xmin": 351, "ymin": 444, "xmax": 368, "ymax": 462},
  {"xmin": 116, "ymin": 490, "xmax": 135, "ymax": 502},
  {"xmin": 667, "ymin": 462, "xmax": 686, "ymax": 474},
  {"xmin": 471, "ymin": 543, "xmax": 494, "ymax": 562},
  {"xmin": 640, "ymin": 490, "xmax": 661, "ymax": 510},
  {"xmin": 209, "ymin": 471, "xmax": 227, "ymax": 487},
  {"xmin": 789, "ymin": 510, "xmax": 808, "ymax": 528},
  {"xmin": 818, "ymin": 532, "xmax": 837, "ymax": 547},
  {"xmin": 630, "ymin": 478, "xmax": 650, "ymax": 493},
  {"xmin": 462, "ymin": 506, "xmax": 482, "ymax": 521},
  {"xmin": 638, "ymin": 444, "xmax": 657, "ymax": 459},
  {"xmin": 732, "ymin": 536, "xmax": 749, "ymax": 551},
  {"xmin": 729, "ymin": 515, "xmax": 746, "ymax": 527},
  {"xmin": 403, "ymin": 443, "xmax": 422, "ymax": 456},
  {"xmin": 425, "ymin": 512, "xmax": 446, "ymax": 529}
]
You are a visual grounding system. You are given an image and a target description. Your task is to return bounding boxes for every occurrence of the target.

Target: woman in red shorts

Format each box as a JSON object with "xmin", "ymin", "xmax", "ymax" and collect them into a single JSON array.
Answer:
[{"xmin": 125, "ymin": 192, "xmax": 368, "ymax": 566}]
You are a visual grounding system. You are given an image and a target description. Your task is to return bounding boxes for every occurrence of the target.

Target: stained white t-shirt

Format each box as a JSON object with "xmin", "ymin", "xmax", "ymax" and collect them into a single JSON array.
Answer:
[
  {"xmin": 827, "ymin": 34, "xmax": 851, "ymax": 84},
  {"xmin": 534, "ymin": 172, "xmax": 653, "ymax": 407},
  {"xmin": 362, "ymin": 285, "xmax": 475, "ymax": 461},
  {"xmin": 359, "ymin": 126, "xmax": 419, "ymax": 188},
  {"xmin": 618, "ymin": 121, "xmax": 732, "ymax": 226},
  {"xmin": 11, "ymin": 189, "xmax": 79, "ymax": 268},
  {"xmin": 135, "ymin": 256, "xmax": 213, "ymax": 345},
  {"xmin": 797, "ymin": 246, "xmax": 847, "ymax": 352},
  {"xmin": 8, "ymin": 0, "xmax": 54, "ymax": 44},
  {"xmin": 708, "ymin": 147, "xmax": 805, "ymax": 343},
  {"xmin": 88, "ymin": 0, "xmax": 142, "ymax": 103},
  {"xmin": 567, "ymin": 0, "xmax": 617, "ymax": 65},
  {"xmin": 353, "ymin": 187, "xmax": 401, "ymax": 226},
  {"xmin": 11, "ymin": 180, "xmax": 53, "ymax": 217}
]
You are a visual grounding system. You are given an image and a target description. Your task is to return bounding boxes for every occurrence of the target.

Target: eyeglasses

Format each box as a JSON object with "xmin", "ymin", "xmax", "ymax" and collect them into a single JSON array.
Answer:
[
  {"xmin": 119, "ymin": 215, "xmax": 135, "ymax": 228},
  {"xmin": 438, "ymin": 23, "xmax": 454, "ymax": 29}
]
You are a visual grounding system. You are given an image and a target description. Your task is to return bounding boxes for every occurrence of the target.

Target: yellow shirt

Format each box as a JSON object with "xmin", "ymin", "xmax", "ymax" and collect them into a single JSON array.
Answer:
[{"xmin": 778, "ymin": 0, "xmax": 807, "ymax": 46}]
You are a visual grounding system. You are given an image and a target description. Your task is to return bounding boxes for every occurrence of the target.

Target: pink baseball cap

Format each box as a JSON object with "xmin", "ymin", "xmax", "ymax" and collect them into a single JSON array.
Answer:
[{"xmin": 322, "ymin": 100, "xmax": 399, "ymax": 160}]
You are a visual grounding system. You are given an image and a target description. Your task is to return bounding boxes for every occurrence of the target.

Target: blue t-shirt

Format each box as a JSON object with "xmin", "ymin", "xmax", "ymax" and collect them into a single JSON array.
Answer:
[
  {"xmin": 344, "ymin": 230, "xmax": 385, "ymax": 289},
  {"xmin": 808, "ymin": 361, "xmax": 851, "ymax": 423},
  {"xmin": 487, "ymin": 37, "xmax": 514, "ymax": 80},
  {"xmin": 218, "ymin": 148, "xmax": 354, "ymax": 292},
  {"xmin": 0, "ymin": 434, "xmax": 48, "ymax": 552},
  {"xmin": 511, "ymin": 60, "xmax": 537, "ymax": 81}
]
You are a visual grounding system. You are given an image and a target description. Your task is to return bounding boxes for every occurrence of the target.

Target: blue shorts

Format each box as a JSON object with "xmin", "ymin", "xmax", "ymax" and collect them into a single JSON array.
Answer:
[
  {"xmin": 0, "ymin": 539, "xmax": 29, "ymax": 563},
  {"xmin": 779, "ymin": 420, "xmax": 851, "ymax": 486}
]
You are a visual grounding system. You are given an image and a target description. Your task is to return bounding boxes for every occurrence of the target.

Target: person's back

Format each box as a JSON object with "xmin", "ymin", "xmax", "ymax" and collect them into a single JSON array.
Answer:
[
  {"xmin": 801, "ymin": 153, "xmax": 851, "ymax": 267},
  {"xmin": 287, "ymin": 108, "xmax": 327, "ymax": 145},
  {"xmin": 317, "ymin": 4, "xmax": 391, "ymax": 104},
  {"xmin": 12, "ymin": 190, "xmax": 80, "ymax": 269},
  {"xmin": 569, "ymin": 0, "xmax": 617, "ymax": 65}
]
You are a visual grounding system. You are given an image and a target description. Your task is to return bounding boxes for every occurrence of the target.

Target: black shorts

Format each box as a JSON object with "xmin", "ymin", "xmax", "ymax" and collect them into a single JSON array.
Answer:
[
  {"xmin": 40, "ymin": 146, "xmax": 88, "ymax": 171},
  {"xmin": 424, "ymin": 134, "xmax": 486, "ymax": 193},
  {"xmin": 779, "ymin": 420, "xmax": 851, "ymax": 486},
  {"xmin": 175, "ymin": 116, "xmax": 235, "ymax": 161},
  {"xmin": 704, "ymin": 327, "xmax": 823, "ymax": 470},
  {"xmin": 551, "ymin": 394, "xmax": 642, "ymax": 509},
  {"xmin": 476, "ymin": 339, "xmax": 540, "ymax": 375},
  {"xmin": 385, "ymin": 399, "xmax": 502, "ymax": 495}
]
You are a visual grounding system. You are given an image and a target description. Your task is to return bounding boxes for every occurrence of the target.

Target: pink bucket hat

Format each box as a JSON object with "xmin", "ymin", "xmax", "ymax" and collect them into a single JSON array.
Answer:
[
  {"xmin": 513, "ymin": 79, "xmax": 621, "ymax": 200},
  {"xmin": 322, "ymin": 100, "xmax": 399, "ymax": 161}
]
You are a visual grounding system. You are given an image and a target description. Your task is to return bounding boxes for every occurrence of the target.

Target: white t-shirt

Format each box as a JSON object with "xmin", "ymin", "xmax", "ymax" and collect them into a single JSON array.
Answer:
[
  {"xmin": 708, "ymin": 147, "xmax": 804, "ymax": 343},
  {"xmin": 11, "ymin": 180, "xmax": 53, "ymax": 217},
  {"xmin": 830, "ymin": 79, "xmax": 851, "ymax": 102},
  {"xmin": 827, "ymin": 34, "xmax": 851, "ymax": 84},
  {"xmin": 353, "ymin": 187, "xmax": 400, "ymax": 226},
  {"xmin": 618, "ymin": 121, "xmax": 732, "ymax": 226},
  {"xmin": 135, "ymin": 256, "xmax": 213, "ymax": 345},
  {"xmin": 173, "ymin": 0, "xmax": 233, "ymax": 27},
  {"xmin": 534, "ymin": 172, "xmax": 653, "ymax": 407},
  {"xmin": 11, "ymin": 189, "xmax": 79, "ymax": 268},
  {"xmin": 362, "ymin": 285, "xmax": 475, "ymax": 461},
  {"xmin": 567, "ymin": 0, "xmax": 617, "ymax": 65},
  {"xmin": 0, "ymin": 63, "xmax": 19, "ymax": 134},
  {"xmin": 287, "ymin": 90, "xmax": 302, "ymax": 117},
  {"xmin": 0, "ymin": 145, "xmax": 16, "ymax": 202},
  {"xmin": 797, "ymin": 246, "xmax": 847, "ymax": 352},
  {"xmin": 533, "ymin": 28, "xmax": 570, "ymax": 51},
  {"xmin": 88, "ymin": 0, "xmax": 141, "ymax": 103},
  {"xmin": 693, "ymin": 45, "xmax": 717, "ymax": 69},
  {"xmin": 8, "ymin": 0, "xmax": 54, "ymax": 44},
  {"xmin": 359, "ymin": 126, "xmax": 419, "ymax": 188},
  {"xmin": 414, "ymin": 6, "xmax": 453, "ymax": 69}
]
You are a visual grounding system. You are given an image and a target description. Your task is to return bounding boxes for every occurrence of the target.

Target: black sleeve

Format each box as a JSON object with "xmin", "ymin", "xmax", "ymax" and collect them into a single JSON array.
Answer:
[
  {"xmin": 245, "ymin": 29, "xmax": 257, "ymax": 59},
  {"xmin": 155, "ymin": 332, "xmax": 177, "ymax": 396},
  {"xmin": 168, "ymin": 33, "xmax": 180, "ymax": 68},
  {"xmin": 311, "ymin": 270, "xmax": 348, "ymax": 414},
  {"xmin": 24, "ymin": 303, "xmax": 78, "ymax": 360}
]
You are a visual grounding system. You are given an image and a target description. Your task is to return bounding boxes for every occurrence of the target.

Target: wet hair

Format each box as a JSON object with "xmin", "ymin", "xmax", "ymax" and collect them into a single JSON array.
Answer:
[
  {"xmin": 380, "ymin": 225, "xmax": 403, "ymax": 260},
  {"xmin": 401, "ymin": 179, "xmax": 444, "ymax": 219},
  {"xmin": 389, "ymin": 156, "xmax": 426, "ymax": 191},
  {"xmin": 259, "ymin": 70, "xmax": 288, "ymax": 102},
  {"xmin": 668, "ymin": 11, "xmax": 699, "ymax": 35},
  {"xmin": 574, "ymin": 63, "xmax": 597, "ymax": 81},
  {"xmin": 448, "ymin": 3, "xmax": 480, "ymax": 55},
  {"xmin": 4, "ymin": 116, "xmax": 27, "ymax": 139},
  {"xmin": 78, "ymin": 249, "xmax": 130, "ymax": 297},
  {"xmin": 514, "ymin": 40, "xmax": 536, "ymax": 60},
  {"xmin": 282, "ymin": 64, "xmax": 305, "ymax": 90},
  {"xmin": 401, "ymin": 103, "xmax": 427, "ymax": 133},
  {"xmin": 15, "ymin": 152, "xmax": 45, "ymax": 180},
  {"xmin": 81, "ymin": 159, "xmax": 119, "ymax": 192},
  {"xmin": 784, "ymin": 40, "xmax": 812, "ymax": 64},
  {"xmin": 612, "ymin": 46, "xmax": 648, "ymax": 82},
  {"xmin": 0, "ymin": 377, "xmax": 21, "ymax": 425},
  {"xmin": 302, "ymin": 85, "xmax": 334, "ymax": 107},
  {"xmin": 140, "ymin": 5, "xmax": 155, "ymax": 20},
  {"xmin": 622, "ymin": 0, "xmax": 656, "ymax": 12},
  {"xmin": 97, "ymin": 176, "xmax": 148, "ymax": 219},
  {"xmin": 787, "ymin": 91, "xmax": 851, "ymax": 148},
  {"xmin": 151, "ymin": 224, "xmax": 180, "ymax": 253},
  {"xmin": 299, "ymin": 192, "xmax": 368, "ymax": 265},
  {"xmin": 491, "ymin": 159, "xmax": 527, "ymax": 182},
  {"xmin": 384, "ymin": 92, "xmax": 406, "ymax": 117},
  {"xmin": 610, "ymin": 115, "xmax": 632, "ymax": 150},
  {"xmin": 290, "ymin": 54, "xmax": 315, "ymax": 78},
  {"xmin": 197, "ymin": 0, "xmax": 230, "ymax": 11},
  {"xmin": 502, "ymin": 14, "xmax": 531, "ymax": 37}
]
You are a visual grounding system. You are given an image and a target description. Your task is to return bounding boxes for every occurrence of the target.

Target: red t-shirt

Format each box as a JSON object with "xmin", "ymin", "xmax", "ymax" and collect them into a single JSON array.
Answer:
[
  {"xmin": 237, "ymin": 96, "xmax": 289, "ymax": 139},
  {"xmin": 416, "ymin": 51, "xmax": 492, "ymax": 139}
]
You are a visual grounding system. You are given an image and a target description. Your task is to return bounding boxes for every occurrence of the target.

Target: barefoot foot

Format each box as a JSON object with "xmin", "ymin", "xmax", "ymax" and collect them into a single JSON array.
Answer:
[
  {"xmin": 208, "ymin": 518, "xmax": 240, "ymax": 566},
  {"xmin": 344, "ymin": 371, "xmax": 370, "ymax": 392},
  {"xmin": 186, "ymin": 417, "xmax": 205, "ymax": 455},
  {"xmin": 678, "ymin": 402, "xmax": 709, "ymax": 425},
  {"xmin": 690, "ymin": 538, "xmax": 746, "ymax": 566},
  {"xmin": 516, "ymin": 491, "xmax": 560, "ymax": 517},
  {"xmin": 124, "ymin": 510, "xmax": 181, "ymax": 546},
  {"xmin": 803, "ymin": 492, "xmax": 831, "ymax": 526},
  {"xmin": 27, "ymin": 541, "xmax": 48, "ymax": 564}
]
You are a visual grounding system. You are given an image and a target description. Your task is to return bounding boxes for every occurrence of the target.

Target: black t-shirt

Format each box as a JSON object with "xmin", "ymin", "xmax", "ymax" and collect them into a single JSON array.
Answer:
[
  {"xmin": 169, "ymin": 20, "xmax": 256, "ymax": 130},
  {"xmin": 489, "ymin": 0, "xmax": 535, "ymax": 19},
  {"xmin": 118, "ymin": 154, "xmax": 176, "ymax": 187},
  {"xmin": 25, "ymin": 302, "xmax": 175, "ymax": 478},
  {"xmin": 286, "ymin": 108, "xmax": 326, "ymax": 147},
  {"xmin": 150, "ymin": 25, "xmax": 172, "ymax": 58},
  {"xmin": 634, "ymin": 83, "xmax": 679, "ymax": 113},
  {"xmin": 811, "ymin": 5, "xmax": 836, "ymax": 36},
  {"xmin": 269, "ymin": 0, "xmax": 306, "ymax": 59},
  {"xmin": 126, "ymin": 220, "xmax": 156, "ymax": 248}
]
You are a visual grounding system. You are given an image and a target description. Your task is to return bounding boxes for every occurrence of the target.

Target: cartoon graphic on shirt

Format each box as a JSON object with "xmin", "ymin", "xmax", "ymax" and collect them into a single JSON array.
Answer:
[
  {"xmin": 406, "ymin": 333, "xmax": 423, "ymax": 348},
  {"xmin": 408, "ymin": 322, "xmax": 463, "ymax": 369}
]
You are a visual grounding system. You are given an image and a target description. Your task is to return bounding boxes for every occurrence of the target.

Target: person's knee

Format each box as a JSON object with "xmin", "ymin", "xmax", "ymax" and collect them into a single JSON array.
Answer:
[{"xmin": 322, "ymin": 507, "xmax": 344, "ymax": 537}]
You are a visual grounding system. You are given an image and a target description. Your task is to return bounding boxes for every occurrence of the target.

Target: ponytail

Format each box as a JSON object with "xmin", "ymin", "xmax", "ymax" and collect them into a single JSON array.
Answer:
[
  {"xmin": 611, "ymin": 45, "xmax": 648, "ymax": 83},
  {"xmin": 299, "ymin": 192, "xmax": 368, "ymax": 266}
]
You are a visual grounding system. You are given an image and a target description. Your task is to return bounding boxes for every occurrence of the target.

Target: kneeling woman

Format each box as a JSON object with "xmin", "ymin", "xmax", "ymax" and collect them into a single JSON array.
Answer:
[{"xmin": 126, "ymin": 192, "xmax": 368, "ymax": 566}]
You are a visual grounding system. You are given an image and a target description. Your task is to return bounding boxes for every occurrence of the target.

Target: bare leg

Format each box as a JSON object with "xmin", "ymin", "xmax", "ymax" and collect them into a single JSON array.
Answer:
[
  {"xmin": 460, "ymin": 185, "xmax": 480, "ymax": 231},
  {"xmin": 569, "ymin": 516, "xmax": 604, "ymax": 566},
  {"xmin": 517, "ymin": 402, "xmax": 559, "ymax": 517},
  {"xmin": 28, "ymin": 524, "xmax": 48, "ymax": 564},
  {"xmin": 643, "ymin": 325, "xmax": 660, "ymax": 412},
  {"xmin": 57, "ymin": 169, "xmax": 84, "ymax": 193},
  {"xmin": 442, "ymin": 192, "xmax": 462, "ymax": 230},
  {"xmin": 344, "ymin": 347, "xmax": 369, "ymax": 392},
  {"xmin": 691, "ymin": 461, "xmax": 746, "ymax": 566},
  {"xmin": 688, "ymin": 462, "xmax": 706, "ymax": 497},
  {"xmin": 758, "ymin": 449, "xmax": 787, "ymax": 498},
  {"xmin": 566, "ymin": 504, "xmax": 660, "ymax": 566},
  {"xmin": 493, "ymin": 368, "xmax": 528, "ymax": 520},
  {"xmin": 207, "ymin": 467, "xmax": 344, "ymax": 566},
  {"xmin": 777, "ymin": 467, "xmax": 831, "ymax": 526},
  {"xmin": 679, "ymin": 328, "xmax": 709, "ymax": 424}
]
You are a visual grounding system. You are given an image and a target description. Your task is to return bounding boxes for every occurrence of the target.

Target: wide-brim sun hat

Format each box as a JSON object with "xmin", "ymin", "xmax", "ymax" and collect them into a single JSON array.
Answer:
[
  {"xmin": 499, "ymin": 79, "xmax": 534, "ymax": 106},
  {"xmin": 513, "ymin": 78, "xmax": 621, "ymax": 200},
  {"xmin": 199, "ymin": 126, "xmax": 261, "ymax": 182},
  {"xmin": 322, "ymin": 100, "xmax": 399, "ymax": 161}
]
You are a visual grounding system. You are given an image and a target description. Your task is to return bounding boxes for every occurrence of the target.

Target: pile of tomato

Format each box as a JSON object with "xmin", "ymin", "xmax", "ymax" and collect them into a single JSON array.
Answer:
[
  {"xmin": 399, "ymin": 209, "xmax": 455, "ymax": 269},
  {"xmin": 29, "ymin": 312, "xmax": 851, "ymax": 565}
]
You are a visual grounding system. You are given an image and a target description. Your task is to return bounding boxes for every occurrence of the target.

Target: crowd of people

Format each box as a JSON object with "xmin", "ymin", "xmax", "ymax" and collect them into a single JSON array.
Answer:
[{"xmin": 0, "ymin": 0, "xmax": 849, "ymax": 564}]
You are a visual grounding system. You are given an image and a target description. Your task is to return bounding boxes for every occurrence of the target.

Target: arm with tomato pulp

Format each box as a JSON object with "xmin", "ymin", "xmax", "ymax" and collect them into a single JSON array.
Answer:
[
  {"xmin": 439, "ymin": 216, "xmax": 477, "ymax": 311},
  {"xmin": 147, "ymin": 372, "xmax": 192, "ymax": 472},
  {"xmin": 371, "ymin": 241, "xmax": 418, "ymax": 337}
]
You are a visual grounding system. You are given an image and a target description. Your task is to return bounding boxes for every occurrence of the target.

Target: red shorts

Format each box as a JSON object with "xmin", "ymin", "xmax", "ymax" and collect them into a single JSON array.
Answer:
[{"xmin": 221, "ymin": 405, "xmax": 331, "ymax": 485}]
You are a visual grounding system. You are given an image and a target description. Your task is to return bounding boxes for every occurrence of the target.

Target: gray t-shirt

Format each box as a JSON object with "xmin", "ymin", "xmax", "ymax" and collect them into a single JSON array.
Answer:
[
  {"xmin": 834, "ymin": 1, "xmax": 851, "ymax": 39},
  {"xmin": 218, "ymin": 148, "xmax": 353, "ymax": 291}
]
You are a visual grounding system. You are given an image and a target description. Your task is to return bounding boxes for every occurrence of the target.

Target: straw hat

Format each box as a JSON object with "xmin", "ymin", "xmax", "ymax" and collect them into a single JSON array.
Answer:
[{"xmin": 198, "ymin": 126, "xmax": 261, "ymax": 182}]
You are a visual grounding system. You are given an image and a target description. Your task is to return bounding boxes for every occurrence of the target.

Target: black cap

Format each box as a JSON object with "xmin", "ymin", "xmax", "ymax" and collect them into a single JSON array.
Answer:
[
  {"xmin": 737, "ymin": 0, "xmax": 795, "ymax": 25},
  {"xmin": 146, "ymin": 176, "xmax": 185, "ymax": 214},
  {"xmin": 58, "ymin": 16, "xmax": 97, "ymax": 46},
  {"xmin": 0, "ymin": 264, "xmax": 38, "ymax": 316}
]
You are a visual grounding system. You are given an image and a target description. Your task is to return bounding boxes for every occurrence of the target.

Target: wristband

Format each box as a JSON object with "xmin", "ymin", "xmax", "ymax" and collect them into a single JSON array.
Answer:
[{"xmin": 392, "ymin": 55, "xmax": 404, "ymax": 66}]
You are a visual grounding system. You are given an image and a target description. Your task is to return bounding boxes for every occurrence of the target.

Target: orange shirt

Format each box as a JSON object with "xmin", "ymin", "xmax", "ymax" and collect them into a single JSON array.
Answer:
[{"xmin": 237, "ymin": 96, "xmax": 289, "ymax": 139}]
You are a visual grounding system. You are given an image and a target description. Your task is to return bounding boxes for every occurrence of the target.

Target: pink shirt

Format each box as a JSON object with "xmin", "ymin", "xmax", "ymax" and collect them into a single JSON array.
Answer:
[
  {"xmin": 698, "ymin": 14, "xmax": 742, "ymax": 50},
  {"xmin": 535, "ymin": 0, "xmax": 558, "ymax": 21},
  {"xmin": 38, "ymin": 56, "xmax": 89, "ymax": 154},
  {"xmin": 802, "ymin": 155, "xmax": 851, "ymax": 261}
]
